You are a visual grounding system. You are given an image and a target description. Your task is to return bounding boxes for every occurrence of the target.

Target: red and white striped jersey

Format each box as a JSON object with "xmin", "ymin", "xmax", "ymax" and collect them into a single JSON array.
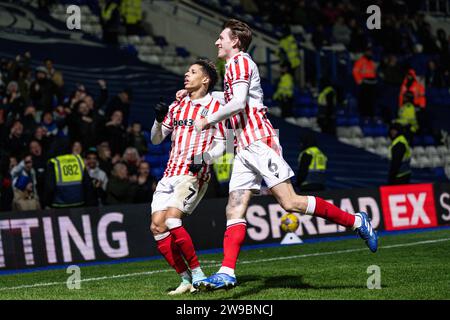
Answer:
[
  {"xmin": 224, "ymin": 51, "xmax": 277, "ymax": 150},
  {"xmin": 161, "ymin": 94, "xmax": 226, "ymax": 181}
]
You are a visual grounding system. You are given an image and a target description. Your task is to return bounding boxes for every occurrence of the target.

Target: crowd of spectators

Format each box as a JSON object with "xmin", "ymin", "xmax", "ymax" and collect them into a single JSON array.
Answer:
[
  {"xmin": 268, "ymin": 0, "xmax": 449, "ymax": 138},
  {"xmin": 0, "ymin": 52, "xmax": 156, "ymax": 212}
]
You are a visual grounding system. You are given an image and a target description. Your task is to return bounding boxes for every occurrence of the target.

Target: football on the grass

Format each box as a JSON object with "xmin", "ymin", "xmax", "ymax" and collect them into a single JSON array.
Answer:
[{"xmin": 280, "ymin": 213, "xmax": 299, "ymax": 233}]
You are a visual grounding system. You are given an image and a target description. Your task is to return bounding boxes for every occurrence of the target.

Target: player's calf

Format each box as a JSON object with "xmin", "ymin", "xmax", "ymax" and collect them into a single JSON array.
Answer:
[{"xmin": 165, "ymin": 216, "xmax": 207, "ymax": 284}]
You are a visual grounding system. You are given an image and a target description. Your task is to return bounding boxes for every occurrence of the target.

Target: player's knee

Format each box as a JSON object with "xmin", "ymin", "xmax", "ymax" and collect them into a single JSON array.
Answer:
[
  {"xmin": 225, "ymin": 203, "xmax": 234, "ymax": 218},
  {"xmin": 226, "ymin": 204, "xmax": 244, "ymax": 220},
  {"xmin": 225, "ymin": 209, "xmax": 234, "ymax": 221},
  {"xmin": 150, "ymin": 222, "xmax": 167, "ymax": 235}
]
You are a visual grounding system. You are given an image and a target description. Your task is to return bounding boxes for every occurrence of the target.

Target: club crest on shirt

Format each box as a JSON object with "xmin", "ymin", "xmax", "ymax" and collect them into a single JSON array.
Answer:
[{"xmin": 201, "ymin": 108, "xmax": 209, "ymax": 117}]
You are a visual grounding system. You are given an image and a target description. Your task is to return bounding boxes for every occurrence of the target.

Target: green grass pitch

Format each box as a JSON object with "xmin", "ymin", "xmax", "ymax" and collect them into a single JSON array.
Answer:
[{"xmin": 0, "ymin": 229, "xmax": 449, "ymax": 300}]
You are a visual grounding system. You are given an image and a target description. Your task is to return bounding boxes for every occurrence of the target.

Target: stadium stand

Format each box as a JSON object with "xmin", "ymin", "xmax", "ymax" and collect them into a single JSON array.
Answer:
[{"xmin": 48, "ymin": 1, "xmax": 195, "ymax": 75}]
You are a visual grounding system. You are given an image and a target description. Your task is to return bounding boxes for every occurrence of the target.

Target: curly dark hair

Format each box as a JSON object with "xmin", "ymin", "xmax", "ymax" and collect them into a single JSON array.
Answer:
[{"xmin": 194, "ymin": 59, "xmax": 218, "ymax": 92}]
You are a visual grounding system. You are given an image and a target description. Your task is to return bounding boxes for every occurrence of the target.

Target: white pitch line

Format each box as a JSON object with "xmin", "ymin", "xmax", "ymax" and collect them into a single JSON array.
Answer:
[
  {"xmin": 0, "ymin": 269, "xmax": 174, "ymax": 291},
  {"xmin": 1, "ymin": 237, "xmax": 449, "ymax": 291}
]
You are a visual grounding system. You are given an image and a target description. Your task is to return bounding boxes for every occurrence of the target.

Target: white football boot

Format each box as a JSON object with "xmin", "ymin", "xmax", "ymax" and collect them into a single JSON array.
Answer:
[{"xmin": 168, "ymin": 282, "xmax": 193, "ymax": 295}]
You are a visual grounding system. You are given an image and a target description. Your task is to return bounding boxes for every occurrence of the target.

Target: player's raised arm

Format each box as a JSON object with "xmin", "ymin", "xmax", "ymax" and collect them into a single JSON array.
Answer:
[
  {"xmin": 151, "ymin": 100, "xmax": 173, "ymax": 144},
  {"xmin": 194, "ymin": 82, "xmax": 248, "ymax": 132}
]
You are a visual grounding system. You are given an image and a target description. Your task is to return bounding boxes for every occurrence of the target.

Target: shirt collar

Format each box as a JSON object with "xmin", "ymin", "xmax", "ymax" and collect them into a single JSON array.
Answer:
[
  {"xmin": 226, "ymin": 51, "xmax": 245, "ymax": 67},
  {"xmin": 189, "ymin": 93, "xmax": 212, "ymax": 106}
]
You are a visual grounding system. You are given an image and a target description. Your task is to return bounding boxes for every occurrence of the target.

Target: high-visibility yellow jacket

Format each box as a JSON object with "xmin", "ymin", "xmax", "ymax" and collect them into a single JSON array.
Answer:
[
  {"xmin": 396, "ymin": 102, "xmax": 418, "ymax": 133},
  {"xmin": 318, "ymin": 86, "xmax": 336, "ymax": 106},
  {"xmin": 49, "ymin": 154, "xmax": 85, "ymax": 207},
  {"xmin": 120, "ymin": 0, "xmax": 142, "ymax": 24},
  {"xmin": 213, "ymin": 153, "xmax": 234, "ymax": 184},
  {"xmin": 388, "ymin": 135, "xmax": 411, "ymax": 178},
  {"xmin": 273, "ymin": 73, "xmax": 294, "ymax": 100},
  {"xmin": 298, "ymin": 147, "xmax": 327, "ymax": 185},
  {"xmin": 101, "ymin": 1, "xmax": 118, "ymax": 22},
  {"xmin": 279, "ymin": 35, "xmax": 301, "ymax": 69}
]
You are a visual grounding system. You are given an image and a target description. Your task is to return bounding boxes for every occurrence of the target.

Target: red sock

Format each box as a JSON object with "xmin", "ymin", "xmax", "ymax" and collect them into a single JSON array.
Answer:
[
  {"xmin": 170, "ymin": 226, "xmax": 200, "ymax": 270},
  {"xmin": 222, "ymin": 220, "xmax": 247, "ymax": 269},
  {"xmin": 313, "ymin": 197, "xmax": 355, "ymax": 228},
  {"xmin": 156, "ymin": 233, "xmax": 188, "ymax": 274}
]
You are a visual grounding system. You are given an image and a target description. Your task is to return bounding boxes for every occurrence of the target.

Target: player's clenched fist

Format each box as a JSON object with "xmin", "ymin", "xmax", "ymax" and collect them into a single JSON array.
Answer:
[
  {"xmin": 154, "ymin": 100, "xmax": 169, "ymax": 123},
  {"xmin": 188, "ymin": 153, "xmax": 212, "ymax": 174},
  {"xmin": 188, "ymin": 155, "xmax": 204, "ymax": 174}
]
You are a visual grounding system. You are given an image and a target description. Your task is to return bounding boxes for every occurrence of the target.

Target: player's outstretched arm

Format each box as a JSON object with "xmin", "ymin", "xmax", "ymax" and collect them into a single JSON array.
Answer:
[
  {"xmin": 206, "ymin": 83, "xmax": 248, "ymax": 126},
  {"xmin": 194, "ymin": 83, "xmax": 248, "ymax": 132}
]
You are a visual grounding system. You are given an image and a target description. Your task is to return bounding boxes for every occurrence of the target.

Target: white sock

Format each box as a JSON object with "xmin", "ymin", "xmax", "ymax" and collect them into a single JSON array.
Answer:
[
  {"xmin": 218, "ymin": 266, "xmax": 235, "ymax": 277},
  {"xmin": 226, "ymin": 218, "xmax": 246, "ymax": 227},
  {"xmin": 191, "ymin": 266, "xmax": 205, "ymax": 277},
  {"xmin": 180, "ymin": 271, "xmax": 191, "ymax": 285},
  {"xmin": 305, "ymin": 196, "xmax": 316, "ymax": 215},
  {"xmin": 352, "ymin": 214, "xmax": 362, "ymax": 230},
  {"xmin": 166, "ymin": 218, "xmax": 182, "ymax": 230},
  {"xmin": 153, "ymin": 231, "xmax": 170, "ymax": 241}
]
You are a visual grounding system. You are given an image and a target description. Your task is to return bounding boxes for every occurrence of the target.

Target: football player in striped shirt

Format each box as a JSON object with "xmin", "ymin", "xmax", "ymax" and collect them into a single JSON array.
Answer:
[
  {"xmin": 150, "ymin": 59, "xmax": 227, "ymax": 295},
  {"xmin": 179, "ymin": 19, "xmax": 378, "ymax": 291}
]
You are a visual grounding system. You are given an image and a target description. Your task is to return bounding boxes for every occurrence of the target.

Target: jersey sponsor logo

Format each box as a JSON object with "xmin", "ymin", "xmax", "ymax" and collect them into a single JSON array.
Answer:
[
  {"xmin": 380, "ymin": 183, "xmax": 438, "ymax": 231},
  {"xmin": 173, "ymin": 118, "xmax": 194, "ymax": 127}
]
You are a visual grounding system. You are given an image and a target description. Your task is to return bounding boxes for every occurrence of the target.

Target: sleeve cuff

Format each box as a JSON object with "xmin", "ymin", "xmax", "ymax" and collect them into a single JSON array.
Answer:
[{"xmin": 232, "ymin": 80, "xmax": 249, "ymax": 86}]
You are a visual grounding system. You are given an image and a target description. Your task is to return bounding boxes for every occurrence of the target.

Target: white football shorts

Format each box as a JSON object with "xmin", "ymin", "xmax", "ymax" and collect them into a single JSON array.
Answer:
[
  {"xmin": 151, "ymin": 175, "xmax": 208, "ymax": 215},
  {"xmin": 229, "ymin": 138, "xmax": 294, "ymax": 193}
]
